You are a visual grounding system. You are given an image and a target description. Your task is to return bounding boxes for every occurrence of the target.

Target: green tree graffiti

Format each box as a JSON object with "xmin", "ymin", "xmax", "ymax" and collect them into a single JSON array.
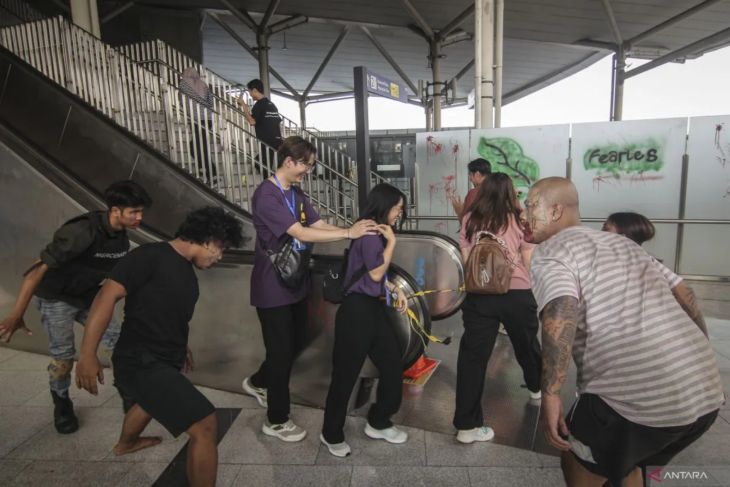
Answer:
[{"xmin": 477, "ymin": 137, "xmax": 540, "ymax": 199}]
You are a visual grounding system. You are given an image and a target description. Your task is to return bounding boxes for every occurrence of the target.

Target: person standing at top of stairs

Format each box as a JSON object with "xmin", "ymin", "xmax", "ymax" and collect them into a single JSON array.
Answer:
[{"xmin": 240, "ymin": 79, "xmax": 283, "ymax": 175}]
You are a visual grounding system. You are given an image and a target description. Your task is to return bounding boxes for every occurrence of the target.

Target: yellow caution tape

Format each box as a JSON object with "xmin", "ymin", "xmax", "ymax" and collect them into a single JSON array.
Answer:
[{"xmin": 408, "ymin": 286, "xmax": 465, "ymax": 299}]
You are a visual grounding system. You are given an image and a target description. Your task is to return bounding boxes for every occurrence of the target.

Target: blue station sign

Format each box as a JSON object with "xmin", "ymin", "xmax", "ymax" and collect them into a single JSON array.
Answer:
[{"xmin": 365, "ymin": 69, "xmax": 408, "ymax": 103}]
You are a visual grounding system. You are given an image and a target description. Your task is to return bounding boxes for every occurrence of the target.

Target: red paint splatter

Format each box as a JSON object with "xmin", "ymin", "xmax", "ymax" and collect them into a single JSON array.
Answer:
[
  {"xmin": 426, "ymin": 135, "xmax": 444, "ymax": 161},
  {"xmin": 442, "ymin": 175, "xmax": 457, "ymax": 200}
]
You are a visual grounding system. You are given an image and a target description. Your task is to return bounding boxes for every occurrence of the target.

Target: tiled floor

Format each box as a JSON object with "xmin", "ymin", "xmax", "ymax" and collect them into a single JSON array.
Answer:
[{"xmin": 1, "ymin": 316, "xmax": 729, "ymax": 486}]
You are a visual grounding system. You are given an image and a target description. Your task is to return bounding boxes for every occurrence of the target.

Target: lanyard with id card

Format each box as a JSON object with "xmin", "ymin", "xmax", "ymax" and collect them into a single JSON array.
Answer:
[{"xmin": 273, "ymin": 175, "xmax": 307, "ymax": 251}]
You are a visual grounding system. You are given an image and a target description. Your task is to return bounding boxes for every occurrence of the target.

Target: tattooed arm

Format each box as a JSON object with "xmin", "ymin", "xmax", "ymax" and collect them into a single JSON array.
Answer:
[
  {"xmin": 541, "ymin": 296, "xmax": 579, "ymax": 395},
  {"xmin": 540, "ymin": 295, "xmax": 579, "ymax": 451},
  {"xmin": 672, "ymin": 281, "xmax": 708, "ymax": 337}
]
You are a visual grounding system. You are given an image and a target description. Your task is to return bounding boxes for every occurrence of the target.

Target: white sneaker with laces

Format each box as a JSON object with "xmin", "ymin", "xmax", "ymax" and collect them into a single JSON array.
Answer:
[
  {"xmin": 320, "ymin": 433, "xmax": 352, "ymax": 457},
  {"xmin": 456, "ymin": 426, "xmax": 495, "ymax": 444},
  {"xmin": 364, "ymin": 423, "xmax": 408, "ymax": 444},
  {"xmin": 242, "ymin": 377, "xmax": 267, "ymax": 408},
  {"xmin": 262, "ymin": 419, "xmax": 307, "ymax": 442}
]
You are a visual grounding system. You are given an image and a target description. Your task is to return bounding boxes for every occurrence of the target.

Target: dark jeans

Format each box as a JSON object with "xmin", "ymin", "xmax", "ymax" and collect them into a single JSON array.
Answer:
[
  {"xmin": 250, "ymin": 300, "xmax": 308, "ymax": 424},
  {"xmin": 453, "ymin": 290, "xmax": 542, "ymax": 430},
  {"xmin": 322, "ymin": 293, "xmax": 403, "ymax": 444}
]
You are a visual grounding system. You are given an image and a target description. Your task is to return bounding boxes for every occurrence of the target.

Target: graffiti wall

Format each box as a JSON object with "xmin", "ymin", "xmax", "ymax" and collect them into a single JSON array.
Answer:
[
  {"xmin": 571, "ymin": 118, "xmax": 688, "ymax": 219},
  {"xmin": 415, "ymin": 130, "xmax": 471, "ymax": 236},
  {"xmin": 680, "ymin": 115, "xmax": 730, "ymax": 276},
  {"xmin": 415, "ymin": 116, "xmax": 730, "ymax": 274}
]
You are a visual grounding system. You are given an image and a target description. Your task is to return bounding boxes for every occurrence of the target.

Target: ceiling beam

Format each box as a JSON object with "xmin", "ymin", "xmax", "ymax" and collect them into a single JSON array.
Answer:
[
  {"xmin": 399, "ymin": 0, "xmax": 434, "ymax": 40},
  {"xmin": 218, "ymin": 0, "xmax": 258, "ymax": 32},
  {"xmin": 626, "ymin": 0, "xmax": 725, "ymax": 48},
  {"xmin": 208, "ymin": 12, "xmax": 301, "ymax": 98},
  {"xmin": 503, "ymin": 51, "xmax": 606, "ymax": 104},
  {"xmin": 359, "ymin": 26, "xmax": 419, "ymax": 96},
  {"xmin": 599, "ymin": 0, "xmax": 623, "ymax": 45},
  {"xmin": 573, "ymin": 38, "xmax": 618, "ymax": 51},
  {"xmin": 306, "ymin": 91, "xmax": 355, "ymax": 102},
  {"xmin": 624, "ymin": 26, "xmax": 730, "ymax": 79},
  {"xmin": 454, "ymin": 59, "xmax": 474, "ymax": 81},
  {"xmin": 439, "ymin": 4, "xmax": 474, "ymax": 40},
  {"xmin": 269, "ymin": 14, "xmax": 307, "ymax": 34},
  {"xmin": 260, "ymin": 0, "xmax": 281, "ymax": 30},
  {"xmin": 101, "ymin": 1, "xmax": 134, "ymax": 24},
  {"xmin": 303, "ymin": 26, "xmax": 349, "ymax": 98}
]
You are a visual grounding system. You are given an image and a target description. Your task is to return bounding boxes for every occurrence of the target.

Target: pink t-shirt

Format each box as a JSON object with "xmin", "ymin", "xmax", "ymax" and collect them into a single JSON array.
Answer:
[{"xmin": 460, "ymin": 213, "xmax": 534, "ymax": 290}]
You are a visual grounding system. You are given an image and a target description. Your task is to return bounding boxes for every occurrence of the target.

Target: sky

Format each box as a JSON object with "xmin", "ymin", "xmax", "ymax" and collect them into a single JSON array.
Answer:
[{"xmin": 272, "ymin": 45, "xmax": 730, "ymax": 131}]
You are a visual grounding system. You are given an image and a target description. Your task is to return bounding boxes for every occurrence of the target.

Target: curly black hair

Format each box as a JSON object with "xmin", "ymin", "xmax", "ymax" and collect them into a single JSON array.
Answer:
[{"xmin": 175, "ymin": 207, "xmax": 244, "ymax": 248}]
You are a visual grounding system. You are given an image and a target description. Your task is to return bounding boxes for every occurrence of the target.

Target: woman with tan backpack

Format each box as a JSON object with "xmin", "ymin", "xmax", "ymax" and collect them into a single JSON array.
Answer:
[{"xmin": 453, "ymin": 172, "xmax": 543, "ymax": 444}]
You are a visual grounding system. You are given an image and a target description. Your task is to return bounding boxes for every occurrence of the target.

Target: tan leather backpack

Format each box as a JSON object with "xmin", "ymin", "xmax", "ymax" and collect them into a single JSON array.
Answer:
[{"xmin": 464, "ymin": 231, "xmax": 516, "ymax": 294}]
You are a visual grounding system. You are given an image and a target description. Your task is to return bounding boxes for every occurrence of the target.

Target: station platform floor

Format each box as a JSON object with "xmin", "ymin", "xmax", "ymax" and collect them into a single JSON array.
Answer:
[{"xmin": 1, "ymin": 313, "xmax": 729, "ymax": 486}]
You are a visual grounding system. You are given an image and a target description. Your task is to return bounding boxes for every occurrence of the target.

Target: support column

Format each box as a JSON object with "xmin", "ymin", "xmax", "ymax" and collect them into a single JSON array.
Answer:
[
  {"xmin": 299, "ymin": 98, "xmax": 307, "ymax": 130},
  {"xmin": 493, "ymin": 0, "xmax": 503, "ymax": 128},
  {"xmin": 611, "ymin": 47, "xmax": 625, "ymax": 121},
  {"xmin": 354, "ymin": 67, "xmax": 371, "ymax": 213},
  {"xmin": 478, "ymin": 0, "xmax": 494, "ymax": 129},
  {"xmin": 425, "ymin": 101, "xmax": 432, "ymax": 131},
  {"xmin": 256, "ymin": 32, "xmax": 271, "ymax": 97},
  {"xmin": 70, "ymin": 0, "xmax": 101, "ymax": 37},
  {"xmin": 430, "ymin": 40, "xmax": 442, "ymax": 131}
]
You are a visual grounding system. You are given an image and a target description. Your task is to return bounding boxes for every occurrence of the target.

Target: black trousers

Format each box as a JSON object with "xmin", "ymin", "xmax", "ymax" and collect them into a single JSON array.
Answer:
[
  {"xmin": 453, "ymin": 290, "xmax": 542, "ymax": 430},
  {"xmin": 250, "ymin": 299, "xmax": 308, "ymax": 424},
  {"xmin": 322, "ymin": 293, "xmax": 403, "ymax": 444},
  {"xmin": 190, "ymin": 120, "xmax": 216, "ymax": 181}
]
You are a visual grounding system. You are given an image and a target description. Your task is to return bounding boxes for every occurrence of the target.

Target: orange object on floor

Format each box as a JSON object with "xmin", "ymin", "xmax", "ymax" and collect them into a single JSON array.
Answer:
[{"xmin": 403, "ymin": 355, "xmax": 439, "ymax": 380}]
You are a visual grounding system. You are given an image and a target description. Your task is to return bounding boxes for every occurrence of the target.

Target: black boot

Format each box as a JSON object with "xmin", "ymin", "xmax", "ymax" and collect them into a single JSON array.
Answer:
[{"xmin": 51, "ymin": 390, "xmax": 79, "ymax": 434}]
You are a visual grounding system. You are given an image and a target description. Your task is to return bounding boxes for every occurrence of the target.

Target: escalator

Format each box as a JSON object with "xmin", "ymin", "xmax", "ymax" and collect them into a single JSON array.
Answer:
[{"xmin": 0, "ymin": 43, "xmax": 464, "ymax": 406}]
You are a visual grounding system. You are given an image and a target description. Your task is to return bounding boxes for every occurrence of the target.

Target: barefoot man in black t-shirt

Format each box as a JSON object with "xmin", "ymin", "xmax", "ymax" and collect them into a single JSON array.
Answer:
[{"xmin": 75, "ymin": 207, "xmax": 243, "ymax": 487}]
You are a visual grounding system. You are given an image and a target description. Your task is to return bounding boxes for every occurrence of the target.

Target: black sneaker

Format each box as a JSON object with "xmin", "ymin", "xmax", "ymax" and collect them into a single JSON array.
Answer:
[{"xmin": 51, "ymin": 390, "xmax": 79, "ymax": 434}]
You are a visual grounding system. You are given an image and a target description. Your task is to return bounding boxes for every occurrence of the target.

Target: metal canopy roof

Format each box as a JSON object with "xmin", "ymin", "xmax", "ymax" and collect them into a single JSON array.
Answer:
[{"xmin": 115, "ymin": 0, "xmax": 730, "ymax": 106}]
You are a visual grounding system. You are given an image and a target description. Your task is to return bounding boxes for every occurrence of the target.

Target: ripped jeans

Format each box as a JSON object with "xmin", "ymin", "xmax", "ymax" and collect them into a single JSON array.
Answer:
[{"xmin": 37, "ymin": 298, "xmax": 120, "ymax": 396}]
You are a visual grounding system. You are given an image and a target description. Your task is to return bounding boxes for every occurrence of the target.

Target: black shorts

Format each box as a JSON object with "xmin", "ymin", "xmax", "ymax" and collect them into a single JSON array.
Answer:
[
  {"xmin": 567, "ymin": 393, "xmax": 718, "ymax": 484},
  {"xmin": 112, "ymin": 349, "xmax": 215, "ymax": 438}
]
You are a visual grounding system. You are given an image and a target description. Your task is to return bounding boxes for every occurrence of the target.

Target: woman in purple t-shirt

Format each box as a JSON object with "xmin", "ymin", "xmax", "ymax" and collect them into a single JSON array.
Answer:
[
  {"xmin": 454, "ymin": 172, "xmax": 542, "ymax": 444},
  {"xmin": 320, "ymin": 183, "xmax": 409, "ymax": 458},
  {"xmin": 242, "ymin": 136, "xmax": 377, "ymax": 443}
]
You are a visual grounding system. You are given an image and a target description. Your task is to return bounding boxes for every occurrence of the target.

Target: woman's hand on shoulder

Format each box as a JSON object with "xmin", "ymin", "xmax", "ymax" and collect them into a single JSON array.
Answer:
[{"xmin": 377, "ymin": 224, "xmax": 396, "ymax": 243}]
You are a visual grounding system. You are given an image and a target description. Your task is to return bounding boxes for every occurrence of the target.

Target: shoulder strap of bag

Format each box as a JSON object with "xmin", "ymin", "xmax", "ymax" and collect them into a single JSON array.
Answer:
[
  {"xmin": 474, "ymin": 230, "xmax": 518, "ymax": 269},
  {"xmin": 343, "ymin": 265, "xmax": 368, "ymax": 293}
]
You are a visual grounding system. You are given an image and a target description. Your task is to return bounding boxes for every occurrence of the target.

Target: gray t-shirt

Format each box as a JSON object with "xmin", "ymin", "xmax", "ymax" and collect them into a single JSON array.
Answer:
[{"xmin": 531, "ymin": 226, "xmax": 723, "ymax": 427}]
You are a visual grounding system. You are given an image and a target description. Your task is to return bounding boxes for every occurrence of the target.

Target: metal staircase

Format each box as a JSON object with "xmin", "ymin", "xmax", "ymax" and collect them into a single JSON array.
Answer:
[{"xmin": 0, "ymin": 14, "xmax": 371, "ymax": 225}]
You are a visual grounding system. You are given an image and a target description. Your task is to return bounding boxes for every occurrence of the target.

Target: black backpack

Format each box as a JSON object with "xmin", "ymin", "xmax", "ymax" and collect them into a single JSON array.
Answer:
[{"xmin": 322, "ymin": 247, "xmax": 368, "ymax": 304}]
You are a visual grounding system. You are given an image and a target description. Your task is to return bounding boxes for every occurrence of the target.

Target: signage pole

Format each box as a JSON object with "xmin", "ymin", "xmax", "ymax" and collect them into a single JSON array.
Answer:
[{"xmin": 354, "ymin": 66, "xmax": 371, "ymax": 214}]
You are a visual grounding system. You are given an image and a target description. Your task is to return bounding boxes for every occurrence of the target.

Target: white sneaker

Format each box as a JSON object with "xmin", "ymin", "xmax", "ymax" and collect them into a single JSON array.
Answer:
[
  {"xmin": 456, "ymin": 426, "xmax": 495, "ymax": 444},
  {"xmin": 364, "ymin": 423, "xmax": 408, "ymax": 444},
  {"xmin": 242, "ymin": 377, "xmax": 267, "ymax": 408},
  {"xmin": 529, "ymin": 389, "xmax": 542, "ymax": 401},
  {"xmin": 262, "ymin": 419, "xmax": 307, "ymax": 442},
  {"xmin": 320, "ymin": 433, "xmax": 351, "ymax": 457}
]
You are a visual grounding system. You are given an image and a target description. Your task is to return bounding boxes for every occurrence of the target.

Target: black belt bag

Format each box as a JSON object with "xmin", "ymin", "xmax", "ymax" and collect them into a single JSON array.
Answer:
[{"xmin": 268, "ymin": 237, "xmax": 312, "ymax": 288}]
